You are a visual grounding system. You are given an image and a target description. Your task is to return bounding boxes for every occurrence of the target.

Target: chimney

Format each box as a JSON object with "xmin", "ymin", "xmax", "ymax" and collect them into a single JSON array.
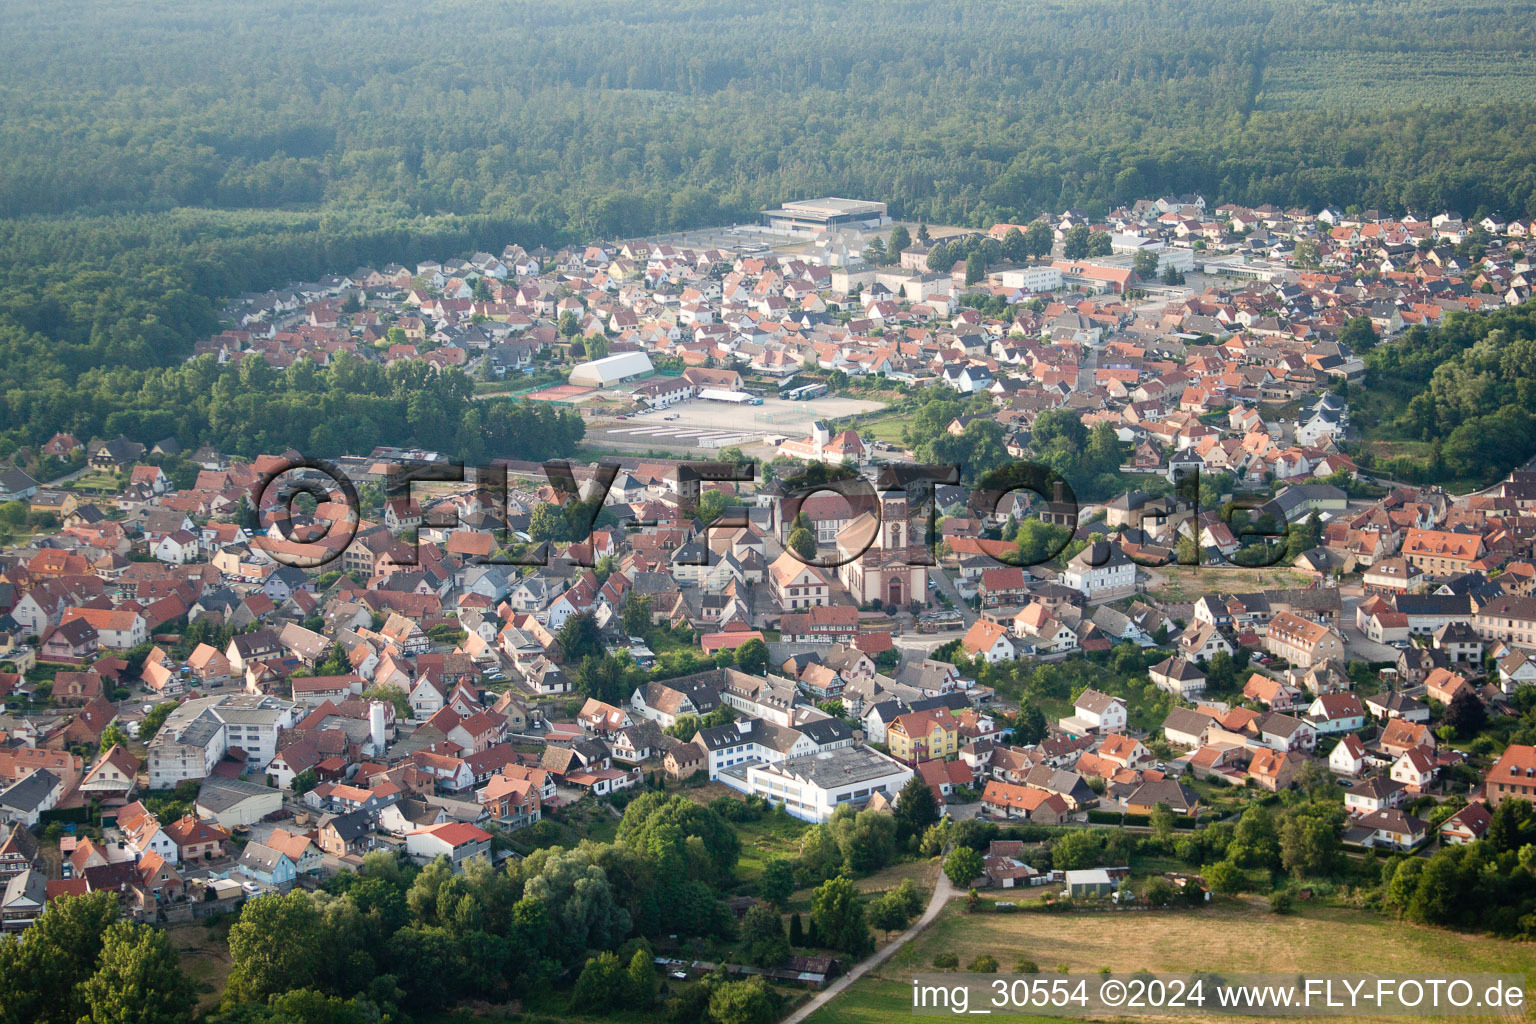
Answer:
[{"xmin": 369, "ymin": 701, "xmax": 387, "ymax": 751}]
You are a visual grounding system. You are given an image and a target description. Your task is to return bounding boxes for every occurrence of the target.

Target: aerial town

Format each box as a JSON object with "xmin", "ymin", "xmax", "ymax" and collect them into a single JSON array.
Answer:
[{"xmin": 2, "ymin": 192, "xmax": 1536, "ymax": 1016}]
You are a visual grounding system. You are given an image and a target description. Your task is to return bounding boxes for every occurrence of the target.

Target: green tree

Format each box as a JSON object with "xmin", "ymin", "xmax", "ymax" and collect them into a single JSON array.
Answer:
[
  {"xmin": 77, "ymin": 922, "xmax": 196, "ymax": 1024},
  {"xmin": 1143, "ymin": 876, "xmax": 1175, "ymax": 908},
  {"xmin": 1445, "ymin": 687, "xmax": 1487, "ymax": 737},
  {"xmin": 734, "ymin": 637, "xmax": 769, "ymax": 675},
  {"xmin": 225, "ymin": 892, "xmax": 325, "ymax": 1005},
  {"xmin": 708, "ymin": 977, "xmax": 774, "ymax": 1024},
  {"xmin": 1132, "ymin": 249, "xmax": 1159, "ymax": 280},
  {"xmin": 1280, "ymin": 811, "xmax": 1341, "ymax": 877},
  {"xmin": 1002, "ymin": 227, "xmax": 1027, "ymax": 262},
  {"xmin": 97, "ymin": 722, "xmax": 130, "ymax": 756},
  {"xmin": 944, "ymin": 846, "xmax": 983, "ymax": 887},
  {"xmin": 0, "ymin": 890, "xmax": 120, "ymax": 1024},
  {"xmin": 138, "ymin": 701, "xmax": 176, "ymax": 740},
  {"xmin": 1487, "ymin": 799, "xmax": 1530, "ymax": 853},
  {"xmin": 528, "ymin": 502, "xmax": 565, "ymax": 542},
  {"xmin": 360, "ymin": 684, "xmax": 410, "ymax": 719},
  {"xmin": 919, "ymin": 822, "xmax": 950, "ymax": 858},
  {"xmin": 1012, "ymin": 703, "xmax": 1048, "ymax": 744},
  {"xmin": 894, "ymin": 775, "xmax": 940, "ymax": 842},
  {"xmin": 1024, "ymin": 223, "xmax": 1054, "ymax": 259},
  {"xmin": 627, "ymin": 946, "xmax": 658, "ymax": 1006},
  {"xmin": 1062, "ymin": 224, "xmax": 1092, "ymax": 259},
  {"xmin": 787, "ymin": 525, "xmax": 817, "ymax": 560},
  {"xmin": 620, "ymin": 594, "xmax": 652, "ymax": 638},
  {"xmin": 1204, "ymin": 860, "xmax": 1241, "ymax": 895},
  {"xmin": 1051, "ymin": 829, "xmax": 1102, "ymax": 871},
  {"xmin": 1149, "ymin": 802, "xmax": 1176, "ymax": 849},
  {"xmin": 757, "ymin": 856, "xmax": 796, "ymax": 909},
  {"xmin": 572, "ymin": 952, "xmax": 626, "ymax": 1013},
  {"xmin": 832, "ymin": 807, "xmax": 896, "ymax": 875},
  {"xmin": 866, "ymin": 889, "xmax": 913, "ymax": 937},
  {"xmin": 888, "ymin": 225, "xmax": 911, "ymax": 261},
  {"xmin": 1339, "ymin": 316, "xmax": 1379, "ymax": 353},
  {"xmin": 809, "ymin": 875, "xmax": 872, "ymax": 956},
  {"xmin": 289, "ymin": 768, "xmax": 318, "ymax": 796},
  {"xmin": 557, "ymin": 611, "xmax": 605, "ymax": 664},
  {"xmin": 740, "ymin": 904, "xmax": 790, "ymax": 967},
  {"xmin": 965, "ymin": 251, "xmax": 986, "ymax": 286},
  {"xmin": 264, "ymin": 989, "xmax": 374, "ymax": 1024}
]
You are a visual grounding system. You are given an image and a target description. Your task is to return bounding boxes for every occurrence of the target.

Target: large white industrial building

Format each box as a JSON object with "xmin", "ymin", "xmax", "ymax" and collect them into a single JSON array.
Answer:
[
  {"xmin": 760, "ymin": 197, "xmax": 889, "ymax": 235},
  {"xmin": 568, "ymin": 351, "xmax": 655, "ymax": 388}
]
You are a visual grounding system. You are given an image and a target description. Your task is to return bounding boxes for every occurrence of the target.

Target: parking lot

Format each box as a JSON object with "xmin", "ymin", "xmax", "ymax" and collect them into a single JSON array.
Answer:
[{"xmin": 593, "ymin": 393, "xmax": 887, "ymax": 450}]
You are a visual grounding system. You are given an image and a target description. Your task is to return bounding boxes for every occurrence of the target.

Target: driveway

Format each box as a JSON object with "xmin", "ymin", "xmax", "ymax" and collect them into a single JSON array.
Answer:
[{"xmin": 779, "ymin": 862, "xmax": 955, "ymax": 1024}]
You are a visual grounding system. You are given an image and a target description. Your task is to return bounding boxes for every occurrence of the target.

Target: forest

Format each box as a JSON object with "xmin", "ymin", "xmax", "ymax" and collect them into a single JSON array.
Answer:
[
  {"xmin": 4, "ymin": 0, "xmax": 1536, "ymax": 455},
  {"xmin": 1360, "ymin": 301, "xmax": 1536, "ymax": 484}
]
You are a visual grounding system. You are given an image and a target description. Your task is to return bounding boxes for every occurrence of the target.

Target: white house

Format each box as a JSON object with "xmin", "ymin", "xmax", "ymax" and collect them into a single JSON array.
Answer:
[
  {"xmin": 1061, "ymin": 541, "xmax": 1137, "ymax": 602},
  {"xmin": 1329, "ymin": 733, "xmax": 1367, "ymax": 776},
  {"xmin": 1059, "ymin": 689, "xmax": 1128, "ymax": 736},
  {"xmin": 404, "ymin": 822, "xmax": 493, "ymax": 870}
]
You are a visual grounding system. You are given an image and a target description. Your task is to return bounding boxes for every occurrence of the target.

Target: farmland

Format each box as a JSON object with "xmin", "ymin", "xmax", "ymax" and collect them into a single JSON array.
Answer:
[{"xmin": 805, "ymin": 898, "xmax": 1536, "ymax": 1024}]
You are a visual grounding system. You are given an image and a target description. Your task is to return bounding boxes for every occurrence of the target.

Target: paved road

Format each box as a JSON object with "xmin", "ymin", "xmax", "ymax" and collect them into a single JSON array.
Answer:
[
  {"xmin": 780, "ymin": 862, "xmax": 956, "ymax": 1024},
  {"xmin": 929, "ymin": 569, "xmax": 977, "ymax": 626}
]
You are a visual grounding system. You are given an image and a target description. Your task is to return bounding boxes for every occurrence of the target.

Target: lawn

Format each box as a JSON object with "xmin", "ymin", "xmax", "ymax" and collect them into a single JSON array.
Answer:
[
  {"xmin": 856, "ymin": 411, "xmax": 912, "ymax": 446},
  {"xmin": 168, "ymin": 919, "xmax": 235, "ymax": 1013},
  {"xmin": 65, "ymin": 473, "xmax": 124, "ymax": 492},
  {"xmin": 734, "ymin": 809, "xmax": 812, "ymax": 882},
  {"xmin": 804, "ymin": 898, "xmax": 1536, "ymax": 1024}
]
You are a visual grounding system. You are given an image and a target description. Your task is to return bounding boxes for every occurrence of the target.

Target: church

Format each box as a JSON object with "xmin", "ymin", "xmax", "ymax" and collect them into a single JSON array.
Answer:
[{"xmin": 833, "ymin": 484, "xmax": 927, "ymax": 610}]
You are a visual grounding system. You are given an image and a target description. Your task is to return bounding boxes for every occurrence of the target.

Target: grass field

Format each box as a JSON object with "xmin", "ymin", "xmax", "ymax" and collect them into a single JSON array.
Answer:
[
  {"xmin": 858, "ymin": 411, "xmax": 912, "ymax": 446},
  {"xmin": 168, "ymin": 920, "xmax": 234, "ymax": 1013},
  {"xmin": 1141, "ymin": 565, "xmax": 1312, "ymax": 602},
  {"xmin": 804, "ymin": 898, "xmax": 1536, "ymax": 1024}
]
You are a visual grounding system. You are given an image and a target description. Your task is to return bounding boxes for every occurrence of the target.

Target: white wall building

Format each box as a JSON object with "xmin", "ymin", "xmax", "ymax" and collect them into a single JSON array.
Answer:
[
  {"xmin": 730, "ymin": 746, "xmax": 912, "ymax": 823},
  {"xmin": 147, "ymin": 694, "xmax": 297, "ymax": 788},
  {"xmin": 997, "ymin": 266, "xmax": 1063, "ymax": 292}
]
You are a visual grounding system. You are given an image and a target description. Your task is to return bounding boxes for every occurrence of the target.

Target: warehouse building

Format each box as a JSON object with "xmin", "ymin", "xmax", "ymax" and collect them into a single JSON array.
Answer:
[
  {"xmin": 568, "ymin": 351, "xmax": 655, "ymax": 388},
  {"xmin": 760, "ymin": 197, "xmax": 889, "ymax": 235}
]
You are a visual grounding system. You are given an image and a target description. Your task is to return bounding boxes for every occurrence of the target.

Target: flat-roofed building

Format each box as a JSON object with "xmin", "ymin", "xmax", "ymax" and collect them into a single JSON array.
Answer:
[
  {"xmin": 723, "ymin": 745, "xmax": 911, "ymax": 822},
  {"xmin": 761, "ymin": 197, "xmax": 889, "ymax": 235}
]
